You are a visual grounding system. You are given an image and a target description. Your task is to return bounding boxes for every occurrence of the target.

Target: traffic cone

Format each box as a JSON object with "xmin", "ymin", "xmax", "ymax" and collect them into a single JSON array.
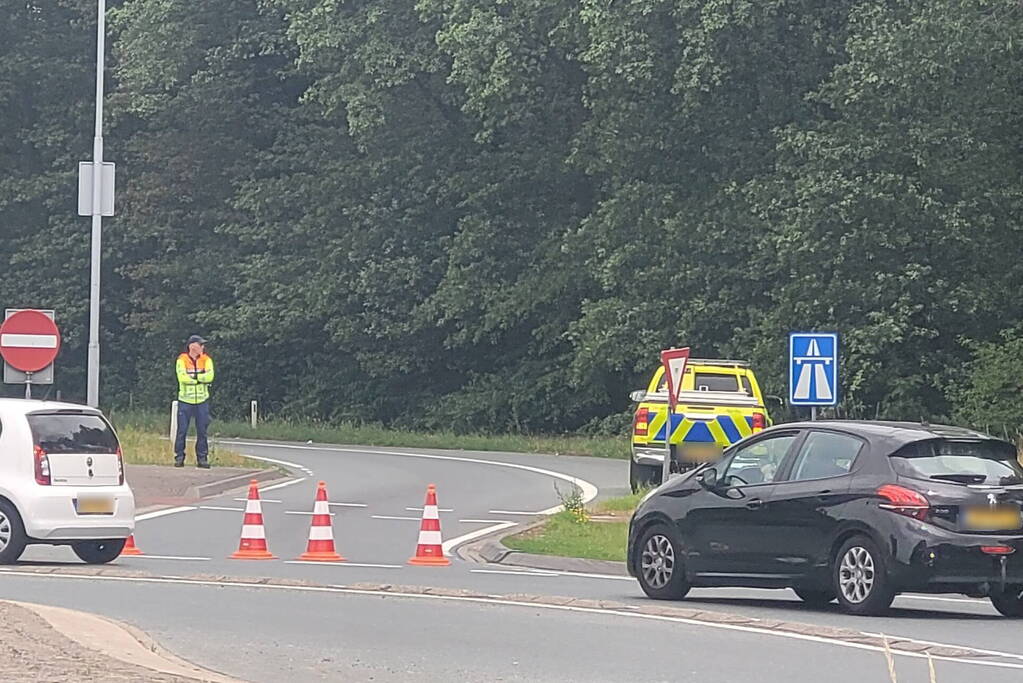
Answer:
[
  {"xmin": 297, "ymin": 481, "xmax": 346, "ymax": 562},
  {"xmin": 230, "ymin": 480, "xmax": 276, "ymax": 560},
  {"xmin": 120, "ymin": 534, "xmax": 144, "ymax": 556},
  {"xmin": 408, "ymin": 484, "xmax": 450, "ymax": 566}
]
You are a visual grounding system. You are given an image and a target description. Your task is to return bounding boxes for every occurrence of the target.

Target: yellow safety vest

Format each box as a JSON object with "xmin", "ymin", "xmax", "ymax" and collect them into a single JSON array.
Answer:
[{"xmin": 176, "ymin": 353, "xmax": 215, "ymax": 404}]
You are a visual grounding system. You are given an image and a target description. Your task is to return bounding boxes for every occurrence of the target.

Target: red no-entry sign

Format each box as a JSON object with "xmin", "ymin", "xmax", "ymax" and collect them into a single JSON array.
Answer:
[{"xmin": 0, "ymin": 310, "xmax": 61, "ymax": 372}]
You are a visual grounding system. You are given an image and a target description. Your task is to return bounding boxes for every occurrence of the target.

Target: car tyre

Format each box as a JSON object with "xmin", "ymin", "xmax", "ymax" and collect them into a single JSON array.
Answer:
[
  {"xmin": 635, "ymin": 523, "xmax": 690, "ymax": 600},
  {"xmin": 833, "ymin": 535, "xmax": 895, "ymax": 616},
  {"xmin": 630, "ymin": 460, "xmax": 661, "ymax": 493},
  {"xmin": 72, "ymin": 539, "xmax": 126, "ymax": 565},
  {"xmin": 793, "ymin": 587, "xmax": 836, "ymax": 607},
  {"xmin": 0, "ymin": 500, "xmax": 28, "ymax": 565},
  {"xmin": 990, "ymin": 587, "xmax": 1023, "ymax": 618}
]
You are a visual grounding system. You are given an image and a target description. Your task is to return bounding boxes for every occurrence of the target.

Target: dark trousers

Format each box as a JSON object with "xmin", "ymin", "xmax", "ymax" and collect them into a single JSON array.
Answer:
[{"xmin": 174, "ymin": 401, "xmax": 211, "ymax": 464}]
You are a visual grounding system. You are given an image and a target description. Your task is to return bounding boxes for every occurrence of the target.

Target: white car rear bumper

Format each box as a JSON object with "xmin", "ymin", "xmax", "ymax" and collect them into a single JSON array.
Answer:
[{"xmin": 20, "ymin": 485, "xmax": 135, "ymax": 541}]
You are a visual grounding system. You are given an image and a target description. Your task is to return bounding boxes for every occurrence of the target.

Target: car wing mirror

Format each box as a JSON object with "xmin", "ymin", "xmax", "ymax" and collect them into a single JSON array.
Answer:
[
  {"xmin": 698, "ymin": 467, "xmax": 719, "ymax": 489},
  {"xmin": 630, "ymin": 390, "xmax": 647, "ymax": 402}
]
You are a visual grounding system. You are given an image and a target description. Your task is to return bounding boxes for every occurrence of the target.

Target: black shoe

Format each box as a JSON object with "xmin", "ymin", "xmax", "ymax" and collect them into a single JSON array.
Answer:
[
  {"xmin": 197, "ymin": 462, "xmax": 211, "ymax": 469},
  {"xmin": 174, "ymin": 461, "xmax": 185, "ymax": 468}
]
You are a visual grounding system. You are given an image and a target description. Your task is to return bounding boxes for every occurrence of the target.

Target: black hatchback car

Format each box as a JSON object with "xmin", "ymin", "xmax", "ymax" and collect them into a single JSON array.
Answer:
[{"xmin": 627, "ymin": 421, "xmax": 1023, "ymax": 616}]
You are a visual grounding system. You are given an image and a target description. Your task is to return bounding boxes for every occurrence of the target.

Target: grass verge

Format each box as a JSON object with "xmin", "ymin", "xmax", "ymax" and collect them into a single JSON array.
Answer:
[
  {"xmin": 501, "ymin": 493, "xmax": 645, "ymax": 563},
  {"xmin": 115, "ymin": 424, "xmax": 272, "ymax": 469},
  {"xmin": 113, "ymin": 410, "xmax": 630, "ymax": 459}
]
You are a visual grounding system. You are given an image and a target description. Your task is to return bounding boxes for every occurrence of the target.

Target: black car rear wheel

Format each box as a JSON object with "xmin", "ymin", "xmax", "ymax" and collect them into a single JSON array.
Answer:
[
  {"xmin": 833, "ymin": 536, "xmax": 895, "ymax": 616},
  {"xmin": 990, "ymin": 587, "xmax": 1023, "ymax": 617},
  {"xmin": 635, "ymin": 524, "xmax": 690, "ymax": 600},
  {"xmin": 72, "ymin": 539, "xmax": 126, "ymax": 564},
  {"xmin": 793, "ymin": 587, "xmax": 836, "ymax": 607}
]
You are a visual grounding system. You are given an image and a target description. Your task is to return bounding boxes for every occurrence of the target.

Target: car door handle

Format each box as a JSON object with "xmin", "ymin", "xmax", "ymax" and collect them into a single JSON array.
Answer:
[{"xmin": 746, "ymin": 498, "xmax": 763, "ymax": 510}]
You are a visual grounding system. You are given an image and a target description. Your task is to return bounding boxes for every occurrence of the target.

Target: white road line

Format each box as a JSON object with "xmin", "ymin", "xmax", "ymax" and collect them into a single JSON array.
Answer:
[
  {"xmin": 459, "ymin": 519, "xmax": 513, "ymax": 524},
  {"xmin": 328, "ymin": 502, "xmax": 367, "ymax": 508},
  {"xmin": 407, "ymin": 507, "xmax": 453, "ymax": 512},
  {"xmin": 896, "ymin": 594, "xmax": 987, "ymax": 606},
  {"xmin": 285, "ymin": 561, "xmax": 402, "ymax": 569},
  {"xmin": 471, "ymin": 569, "xmax": 559, "ymax": 577},
  {"xmin": 135, "ymin": 506, "xmax": 197, "ymax": 521},
  {"xmin": 488, "ymin": 510, "xmax": 542, "ymax": 516},
  {"xmin": 441, "ymin": 521, "xmax": 518, "ymax": 555},
  {"xmin": 371, "ymin": 515, "xmax": 421, "ymax": 521},
  {"xmin": 2, "ymin": 571, "xmax": 1020, "ymax": 670},
  {"xmin": 238, "ymin": 453, "xmax": 314, "ymax": 476},
  {"xmin": 234, "ymin": 498, "xmax": 282, "ymax": 504},
  {"xmin": 197, "ymin": 506, "xmax": 244, "ymax": 512},
  {"xmin": 284, "ymin": 510, "xmax": 336, "ymax": 517},
  {"xmin": 261, "ymin": 477, "xmax": 307, "ymax": 492},
  {"xmin": 122, "ymin": 555, "xmax": 211, "ymax": 562}
]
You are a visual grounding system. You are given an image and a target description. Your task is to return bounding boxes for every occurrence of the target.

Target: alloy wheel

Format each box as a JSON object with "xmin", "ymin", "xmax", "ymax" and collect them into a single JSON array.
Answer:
[
  {"xmin": 838, "ymin": 545, "xmax": 876, "ymax": 604},
  {"xmin": 641, "ymin": 534, "xmax": 675, "ymax": 589},
  {"xmin": 0, "ymin": 511, "xmax": 10, "ymax": 553}
]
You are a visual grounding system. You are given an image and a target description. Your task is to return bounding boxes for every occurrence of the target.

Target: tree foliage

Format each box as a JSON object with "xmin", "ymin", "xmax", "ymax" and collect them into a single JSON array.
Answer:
[{"xmin": 1, "ymin": 0, "xmax": 1020, "ymax": 434}]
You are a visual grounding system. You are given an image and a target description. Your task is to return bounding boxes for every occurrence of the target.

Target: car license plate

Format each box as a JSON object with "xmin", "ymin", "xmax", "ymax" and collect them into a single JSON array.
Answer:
[
  {"xmin": 679, "ymin": 445, "xmax": 722, "ymax": 463},
  {"xmin": 963, "ymin": 507, "xmax": 1022, "ymax": 531},
  {"xmin": 75, "ymin": 496, "xmax": 115, "ymax": 515}
]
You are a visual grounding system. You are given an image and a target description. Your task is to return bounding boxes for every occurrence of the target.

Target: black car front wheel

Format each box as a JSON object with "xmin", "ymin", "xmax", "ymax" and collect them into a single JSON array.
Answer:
[
  {"xmin": 990, "ymin": 587, "xmax": 1023, "ymax": 617},
  {"xmin": 72, "ymin": 539, "xmax": 126, "ymax": 564},
  {"xmin": 833, "ymin": 535, "xmax": 895, "ymax": 616},
  {"xmin": 635, "ymin": 524, "xmax": 690, "ymax": 600}
]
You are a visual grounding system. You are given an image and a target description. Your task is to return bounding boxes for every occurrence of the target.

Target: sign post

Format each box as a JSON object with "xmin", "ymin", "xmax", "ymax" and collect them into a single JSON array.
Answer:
[
  {"xmin": 659, "ymin": 347, "xmax": 691, "ymax": 484},
  {"xmin": 1, "ymin": 309, "xmax": 61, "ymax": 399},
  {"xmin": 789, "ymin": 333, "xmax": 839, "ymax": 419}
]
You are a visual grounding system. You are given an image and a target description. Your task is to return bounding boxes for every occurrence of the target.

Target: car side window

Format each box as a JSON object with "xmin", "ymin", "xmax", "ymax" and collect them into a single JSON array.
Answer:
[
  {"xmin": 788, "ymin": 431, "xmax": 862, "ymax": 481},
  {"xmin": 721, "ymin": 433, "xmax": 798, "ymax": 486}
]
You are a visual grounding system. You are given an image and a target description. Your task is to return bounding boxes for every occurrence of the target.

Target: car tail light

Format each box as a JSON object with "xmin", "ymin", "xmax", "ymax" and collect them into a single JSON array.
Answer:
[
  {"xmin": 877, "ymin": 484, "xmax": 929, "ymax": 521},
  {"xmin": 980, "ymin": 546, "xmax": 1016, "ymax": 556},
  {"xmin": 752, "ymin": 412, "xmax": 766, "ymax": 432},
  {"xmin": 34, "ymin": 445, "xmax": 51, "ymax": 486},
  {"xmin": 116, "ymin": 446, "xmax": 125, "ymax": 485},
  {"xmin": 634, "ymin": 407, "xmax": 649, "ymax": 437}
]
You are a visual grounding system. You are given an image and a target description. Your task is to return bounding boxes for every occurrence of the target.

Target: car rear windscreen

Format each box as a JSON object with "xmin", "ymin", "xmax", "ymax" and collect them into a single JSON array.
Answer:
[
  {"xmin": 890, "ymin": 439, "xmax": 1023, "ymax": 486},
  {"xmin": 28, "ymin": 412, "xmax": 119, "ymax": 454},
  {"xmin": 693, "ymin": 373, "xmax": 740, "ymax": 392}
]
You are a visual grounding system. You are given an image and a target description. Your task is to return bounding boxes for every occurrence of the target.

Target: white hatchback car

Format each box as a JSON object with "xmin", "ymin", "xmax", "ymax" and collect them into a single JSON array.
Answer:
[{"xmin": 0, "ymin": 399, "xmax": 135, "ymax": 564}]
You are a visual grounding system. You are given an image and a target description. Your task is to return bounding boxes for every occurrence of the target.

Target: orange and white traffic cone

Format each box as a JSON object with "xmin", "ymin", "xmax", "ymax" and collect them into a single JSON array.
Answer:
[
  {"xmin": 230, "ymin": 480, "xmax": 276, "ymax": 560},
  {"xmin": 297, "ymin": 481, "xmax": 346, "ymax": 562},
  {"xmin": 120, "ymin": 534, "xmax": 144, "ymax": 556},
  {"xmin": 408, "ymin": 484, "xmax": 450, "ymax": 566}
]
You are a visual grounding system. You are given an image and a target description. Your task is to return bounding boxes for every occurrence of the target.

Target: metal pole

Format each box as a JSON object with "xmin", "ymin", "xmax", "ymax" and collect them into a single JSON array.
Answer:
[
  {"xmin": 25, "ymin": 372, "xmax": 33, "ymax": 400},
  {"xmin": 811, "ymin": 406, "xmax": 818, "ymax": 421},
  {"xmin": 86, "ymin": 0, "xmax": 106, "ymax": 408},
  {"xmin": 661, "ymin": 404, "xmax": 672, "ymax": 485}
]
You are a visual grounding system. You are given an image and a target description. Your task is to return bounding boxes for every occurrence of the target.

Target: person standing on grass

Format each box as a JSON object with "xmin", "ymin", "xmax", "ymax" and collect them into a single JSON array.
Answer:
[{"xmin": 174, "ymin": 335, "xmax": 215, "ymax": 468}]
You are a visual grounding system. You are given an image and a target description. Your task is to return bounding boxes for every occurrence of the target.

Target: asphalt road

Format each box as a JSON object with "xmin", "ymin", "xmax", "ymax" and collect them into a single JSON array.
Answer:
[{"xmin": 4, "ymin": 440, "xmax": 1023, "ymax": 682}]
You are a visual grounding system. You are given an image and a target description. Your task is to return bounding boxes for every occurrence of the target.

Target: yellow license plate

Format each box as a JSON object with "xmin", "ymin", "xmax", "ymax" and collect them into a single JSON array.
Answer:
[
  {"xmin": 76, "ymin": 496, "xmax": 115, "ymax": 515},
  {"xmin": 680, "ymin": 445, "xmax": 723, "ymax": 463},
  {"xmin": 964, "ymin": 507, "xmax": 1022, "ymax": 531}
]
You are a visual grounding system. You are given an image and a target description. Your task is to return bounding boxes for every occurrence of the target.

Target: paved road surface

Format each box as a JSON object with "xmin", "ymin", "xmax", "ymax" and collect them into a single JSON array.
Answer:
[{"xmin": 3, "ymin": 440, "xmax": 1021, "ymax": 682}]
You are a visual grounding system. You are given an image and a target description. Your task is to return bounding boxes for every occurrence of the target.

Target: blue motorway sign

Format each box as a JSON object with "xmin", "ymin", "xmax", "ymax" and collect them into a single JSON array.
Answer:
[{"xmin": 789, "ymin": 332, "xmax": 839, "ymax": 406}]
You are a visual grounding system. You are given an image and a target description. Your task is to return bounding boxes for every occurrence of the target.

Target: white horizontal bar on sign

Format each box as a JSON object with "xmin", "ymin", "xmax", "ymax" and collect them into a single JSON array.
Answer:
[{"xmin": 0, "ymin": 333, "xmax": 58, "ymax": 348}]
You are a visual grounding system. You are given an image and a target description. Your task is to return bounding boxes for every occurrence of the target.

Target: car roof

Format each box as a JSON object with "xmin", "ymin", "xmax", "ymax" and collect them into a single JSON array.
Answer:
[
  {"xmin": 763, "ymin": 419, "xmax": 1007, "ymax": 450},
  {"xmin": 0, "ymin": 398, "xmax": 102, "ymax": 417}
]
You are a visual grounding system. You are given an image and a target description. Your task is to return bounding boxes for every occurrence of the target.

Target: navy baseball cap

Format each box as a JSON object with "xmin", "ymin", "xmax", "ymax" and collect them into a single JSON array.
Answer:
[{"xmin": 187, "ymin": 335, "xmax": 208, "ymax": 345}]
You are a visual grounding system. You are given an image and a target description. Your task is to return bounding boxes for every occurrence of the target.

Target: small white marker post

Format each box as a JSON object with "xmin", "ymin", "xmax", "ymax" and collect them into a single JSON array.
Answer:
[
  {"xmin": 169, "ymin": 400, "xmax": 179, "ymax": 444},
  {"xmin": 250, "ymin": 400, "xmax": 258, "ymax": 429}
]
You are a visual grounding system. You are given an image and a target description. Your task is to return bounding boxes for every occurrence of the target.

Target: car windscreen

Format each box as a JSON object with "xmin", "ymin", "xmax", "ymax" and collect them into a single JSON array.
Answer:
[
  {"xmin": 890, "ymin": 439, "xmax": 1023, "ymax": 486},
  {"xmin": 693, "ymin": 373, "xmax": 740, "ymax": 392},
  {"xmin": 28, "ymin": 412, "xmax": 119, "ymax": 454}
]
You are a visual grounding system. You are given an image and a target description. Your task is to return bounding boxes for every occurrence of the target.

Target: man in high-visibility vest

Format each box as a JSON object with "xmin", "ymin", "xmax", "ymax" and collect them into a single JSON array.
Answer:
[{"xmin": 174, "ymin": 334, "xmax": 215, "ymax": 468}]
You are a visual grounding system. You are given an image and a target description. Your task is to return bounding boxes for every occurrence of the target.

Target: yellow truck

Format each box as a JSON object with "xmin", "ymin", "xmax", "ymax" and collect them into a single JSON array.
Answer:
[{"xmin": 629, "ymin": 359, "xmax": 770, "ymax": 491}]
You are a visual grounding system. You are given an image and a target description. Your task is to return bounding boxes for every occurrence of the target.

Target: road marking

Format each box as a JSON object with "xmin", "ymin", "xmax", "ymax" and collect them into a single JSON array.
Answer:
[
  {"xmin": 468, "ymin": 566, "xmax": 632, "ymax": 582},
  {"xmin": 285, "ymin": 510, "xmax": 335, "ymax": 517},
  {"xmin": 407, "ymin": 507, "xmax": 453, "ymax": 512},
  {"xmin": 261, "ymin": 477, "xmax": 307, "ymax": 492},
  {"xmin": 459, "ymin": 519, "xmax": 513, "ymax": 524},
  {"xmin": 471, "ymin": 569, "xmax": 559, "ymax": 577},
  {"xmin": 488, "ymin": 510, "xmax": 542, "ymax": 516},
  {"xmin": 234, "ymin": 498, "xmax": 282, "ymax": 504},
  {"xmin": 197, "ymin": 506, "xmax": 244, "ymax": 512},
  {"xmin": 285, "ymin": 561, "xmax": 402, "ymax": 569},
  {"xmin": 237, "ymin": 453, "xmax": 314, "ymax": 476},
  {"xmin": 226, "ymin": 441, "xmax": 600, "ymax": 519},
  {"xmin": 2, "ymin": 571, "xmax": 1020, "ymax": 670},
  {"xmin": 896, "ymin": 594, "xmax": 987, "ymax": 606},
  {"xmin": 328, "ymin": 502, "xmax": 367, "ymax": 508},
  {"xmin": 371, "ymin": 515, "xmax": 421, "ymax": 521},
  {"xmin": 135, "ymin": 506, "xmax": 197, "ymax": 521},
  {"xmin": 441, "ymin": 521, "xmax": 518, "ymax": 555},
  {"xmin": 122, "ymin": 555, "xmax": 212, "ymax": 562}
]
